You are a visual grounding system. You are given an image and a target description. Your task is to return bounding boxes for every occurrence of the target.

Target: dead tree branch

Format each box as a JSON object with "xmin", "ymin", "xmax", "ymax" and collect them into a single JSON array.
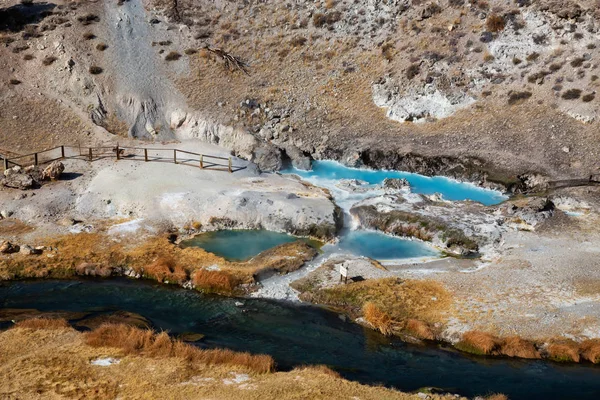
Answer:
[{"xmin": 204, "ymin": 46, "xmax": 250, "ymax": 75}]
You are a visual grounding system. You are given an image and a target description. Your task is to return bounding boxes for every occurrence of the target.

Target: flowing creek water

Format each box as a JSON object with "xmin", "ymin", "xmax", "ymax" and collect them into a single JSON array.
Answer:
[{"xmin": 1, "ymin": 279, "xmax": 599, "ymax": 400}]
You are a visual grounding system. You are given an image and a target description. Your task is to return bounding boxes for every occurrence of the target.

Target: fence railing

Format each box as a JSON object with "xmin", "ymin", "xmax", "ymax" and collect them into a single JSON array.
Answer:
[{"xmin": 0, "ymin": 144, "xmax": 245, "ymax": 173}]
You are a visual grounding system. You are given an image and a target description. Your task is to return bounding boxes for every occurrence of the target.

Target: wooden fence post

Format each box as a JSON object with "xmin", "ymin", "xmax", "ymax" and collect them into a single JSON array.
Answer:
[
  {"xmin": 199, "ymin": 155, "xmax": 203, "ymax": 169},
  {"xmin": 174, "ymin": 149, "xmax": 177, "ymax": 164},
  {"xmin": 34, "ymin": 153, "xmax": 38, "ymax": 166},
  {"xmin": 116, "ymin": 144, "xmax": 120, "ymax": 160},
  {"xmin": 228, "ymin": 157, "xmax": 232, "ymax": 173},
  {"xmin": 144, "ymin": 148, "xmax": 148, "ymax": 162},
  {"xmin": 3, "ymin": 157, "xmax": 8, "ymax": 171},
  {"xmin": 61, "ymin": 145, "xmax": 65, "ymax": 159},
  {"xmin": 88, "ymin": 148, "xmax": 93, "ymax": 162}
]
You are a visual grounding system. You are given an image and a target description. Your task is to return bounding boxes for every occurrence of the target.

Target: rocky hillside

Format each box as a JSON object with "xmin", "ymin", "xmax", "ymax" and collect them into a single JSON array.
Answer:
[{"xmin": 1, "ymin": 0, "xmax": 600, "ymax": 186}]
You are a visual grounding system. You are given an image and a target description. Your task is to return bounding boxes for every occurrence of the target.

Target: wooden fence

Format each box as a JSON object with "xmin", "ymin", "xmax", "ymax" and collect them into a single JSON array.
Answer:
[{"xmin": 0, "ymin": 144, "xmax": 245, "ymax": 173}]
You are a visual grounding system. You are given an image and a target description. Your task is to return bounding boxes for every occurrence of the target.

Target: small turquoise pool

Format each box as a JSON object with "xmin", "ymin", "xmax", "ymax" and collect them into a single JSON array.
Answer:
[
  {"xmin": 285, "ymin": 160, "xmax": 507, "ymax": 206},
  {"xmin": 180, "ymin": 230, "xmax": 297, "ymax": 261},
  {"xmin": 335, "ymin": 230, "xmax": 440, "ymax": 262}
]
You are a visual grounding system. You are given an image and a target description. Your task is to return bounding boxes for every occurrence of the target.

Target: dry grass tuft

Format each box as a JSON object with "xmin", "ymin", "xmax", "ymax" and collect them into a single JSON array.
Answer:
[
  {"xmin": 500, "ymin": 336, "xmax": 540, "ymax": 359},
  {"xmin": 14, "ymin": 317, "xmax": 70, "ymax": 330},
  {"xmin": 547, "ymin": 341, "xmax": 580, "ymax": 362},
  {"xmin": 405, "ymin": 319, "xmax": 435, "ymax": 340},
  {"xmin": 89, "ymin": 65, "xmax": 103, "ymax": 75},
  {"xmin": 85, "ymin": 324, "xmax": 275, "ymax": 373},
  {"xmin": 294, "ymin": 365, "xmax": 341, "ymax": 378},
  {"xmin": 165, "ymin": 51, "xmax": 182, "ymax": 61},
  {"xmin": 363, "ymin": 302, "xmax": 393, "ymax": 336},
  {"xmin": 42, "ymin": 56, "xmax": 57, "ymax": 66},
  {"xmin": 580, "ymin": 339, "xmax": 600, "ymax": 363},
  {"xmin": 486, "ymin": 14, "xmax": 505, "ymax": 33},
  {"xmin": 485, "ymin": 395, "xmax": 509, "ymax": 400},
  {"xmin": 193, "ymin": 269, "xmax": 239, "ymax": 293},
  {"xmin": 145, "ymin": 256, "xmax": 188, "ymax": 284},
  {"xmin": 457, "ymin": 331, "xmax": 499, "ymax": 355}
]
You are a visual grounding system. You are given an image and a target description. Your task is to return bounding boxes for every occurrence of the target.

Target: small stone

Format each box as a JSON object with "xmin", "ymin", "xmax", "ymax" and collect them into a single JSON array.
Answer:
[
  {"xmin": 562, "ymin": 146, "xmax": 570, "ymax": 153},
  {"xmin": 0, "ymin": 241, "xmax": 19, "ymax": 254}
]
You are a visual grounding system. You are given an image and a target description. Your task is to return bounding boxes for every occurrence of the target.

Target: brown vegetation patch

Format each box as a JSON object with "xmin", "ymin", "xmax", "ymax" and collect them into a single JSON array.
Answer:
[
  {"xmin": 580, "ymin": 339, "xmax": 600, "ymax": 363},
  {"xmin": 546, "ymin": 340, "xmax": 580, "ymax": 362},
  {"xmin": 363, "ymin": 302, "xmax": 393, "ymax": 336},
  {"xmin": 456, "ymin": 331, "xmax": 500, "ymax": 355},
  {"xmin": 500, "ymin": 336, "xmax": 540, "ymax": 359},
  {"xmin": 145, "ymin": 256, "xmax": 187, "ymax": 283},
  {"xmin": 165, "ymin": 51, "xmax": 181, "ymax": 61},
  {"xmin": 14, "ymin": 317, "xmax": 70, "ymax": 330},
  {"xmin": 96, "ymin": 42, "xmax": 108, "ymax": 51},
  {"xmin": 85, "ymin": 324, "xmax": 275, "ymax": 373},
  {"xmin": 299, "ymin": 278, "xmax": 452, "ymax": 334},
  {"xmin": 486, "ymin": 14, "xmax": 505, "ymax": 33},
  {"xmin": 89, "ymin": 65, "xmax": 103, "ymax": 74},
  {"xmin": 42, "ymin": 55, "xmax": 57, "ymax": 66},
  {"xmin": 405, "ymin": 319, "xmax": 435, "ymax": 340},
  {"xmin": 192, "ymin": 269, "xmax": 239, "ymax": 293}
]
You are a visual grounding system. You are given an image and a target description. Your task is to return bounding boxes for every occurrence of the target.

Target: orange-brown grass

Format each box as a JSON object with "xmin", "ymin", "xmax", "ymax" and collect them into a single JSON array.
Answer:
[
  {"xmin": 13, "ymin": 317, "xmax": 70, "ymax": 330},
  {"xmin": 144, "ymin": 256, "xmax": 188, "ymax": 284},
  {"xmin": 546, "ymin": 340, "xmax": 580, "ymax": 362},
  {"xmin": 85, "ymin": 324, "xmax": 274, "ymax": 374},
  {"xmin": 456, "ymin": 331, "xmax": 500, "ymax": 355},
  {"xmin": 405, "ymin": 319, "xmax": 435, "ymax": 340},
  {"xmin": 485, "ymin": 395, "xmax": 509, "ymax": 400},
  {"xmin": 193, "ymin": 269, "xmax": 239, "ymax": 293},
  {"xmin": 580, "ymin": 339, "xmax": 600, "ymax": 363},
  {"xmin": 0, "ymin": 233, "xmax": 314, "ymax": 294},
  {"xmin": 500, "ymin": 336, "xmax": 540, "ymax": 359},
  {"xmin": 0, "ymin": 326, "xmax": 466, "ymax": 399},
  {"xmin": 294, "ymin": 364, "xmax": 341, "ymax": 378},
  {"xmin": 363, "ymin": 302, "xmax": 394, "ymax": 336},
  {"xmin": 302, "ymin": 278, "xmax": 452, "ymax": 327}
]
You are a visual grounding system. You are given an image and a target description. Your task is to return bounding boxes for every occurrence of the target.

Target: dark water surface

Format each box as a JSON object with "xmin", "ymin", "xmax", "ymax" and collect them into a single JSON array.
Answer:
[{"xmin": 1, "ymin": 279, "xmax": 599, "ymax": 399}]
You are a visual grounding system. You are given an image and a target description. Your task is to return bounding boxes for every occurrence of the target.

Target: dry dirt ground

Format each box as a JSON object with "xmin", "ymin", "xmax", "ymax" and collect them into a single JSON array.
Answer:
[{"xmin": 1, "ymin": 0, "xmax": 599, "ymax": 180}]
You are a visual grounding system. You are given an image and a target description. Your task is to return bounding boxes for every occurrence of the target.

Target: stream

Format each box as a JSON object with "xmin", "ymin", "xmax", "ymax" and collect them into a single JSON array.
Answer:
[{"xmin": 1, "ymin": 278, "xmax": 599, "ymax": 400}]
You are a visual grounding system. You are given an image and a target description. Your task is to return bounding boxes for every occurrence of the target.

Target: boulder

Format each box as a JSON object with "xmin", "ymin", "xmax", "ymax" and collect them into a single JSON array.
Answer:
[
  {"xmin": 1, "ymin": 173, "xmax": 34, "ymax": 190},
  {"xmin": 24, "ymin": 165, "xmax": 43, "ymax": 182},
  {"xmin": 383, "ymin": 178, "xmax": 410, "ymax": 191},
  {"xmin": 252, "ymin": 143, "xmax": 283, "ymax": 172},
  {"xmin": 0, "ymin": 241, "xmax": 19, "ymax": 254},
  {"xmin": 283, "ymin": 144, "xmax": 311, "ymax": 170},
  {"xmin": 3, "ymin": 165, "xmax": 22, "ymax": 177},
  {"xmin": 19, "ymin": 245, "xmax": 42, "ymax": 255},
  {"xmin": 41, "ymin": 161, "xmax": 65, "ymax": 181}
]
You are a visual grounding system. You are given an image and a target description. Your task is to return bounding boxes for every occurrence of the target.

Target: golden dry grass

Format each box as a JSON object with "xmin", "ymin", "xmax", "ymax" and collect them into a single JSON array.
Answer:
[
  {"xmin": 405, "ymin": 319, "xmax": 435, "ymax": 340},
  {"xmin": 363, "ymin": 302, "xmax": 394, "ymax": 336},
  {"xmin": 193, "ymin": 269, "xmax": 239, "ymax": 293},
  {"xmin": 546, "ymin": 341, "xmax": 581, "ymax": 363},
  {"xmin": 85, "ymin": 324, "xmax": 275, "ymax": 374},
  {"xmin": 13, "ymin": 317, "xmax": 70, "ymax": 330},
  {"xmin": 485, "ymin": 395, "xmax": 509, "ymax": 400},
  {"xmin": 457, "ymin": 331, "xmax": 500, "ymax": 355},
  {"xmin": 580, "ymin": 339, "xmax": 600, "ymax": 363},
  {"xmin": 305, "ymin": 278, "xmax": 452, "ymax": 325},
  {"xmin": 0, "ymin": 326, "xmax": 463, "ymax": 400},
  {"xmin": 500, "ymin": 336, "xmax": 540, "ymax": 359},
  {"xmin": 0, "ymin": 233, "xmax": 315, "ymax": 294}
]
